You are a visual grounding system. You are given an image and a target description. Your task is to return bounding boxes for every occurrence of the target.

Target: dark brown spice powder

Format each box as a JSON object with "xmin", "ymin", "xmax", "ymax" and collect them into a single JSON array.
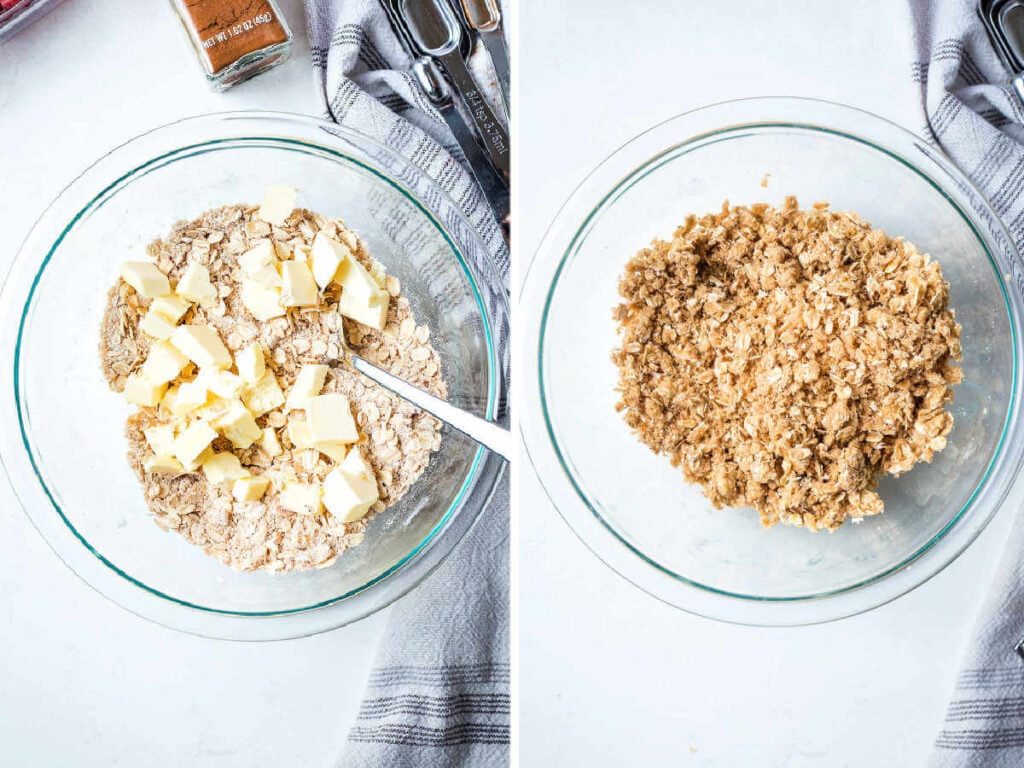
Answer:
[{"xmin": 180, "ymin": 0, "xmax": 288, "ymax": 75}]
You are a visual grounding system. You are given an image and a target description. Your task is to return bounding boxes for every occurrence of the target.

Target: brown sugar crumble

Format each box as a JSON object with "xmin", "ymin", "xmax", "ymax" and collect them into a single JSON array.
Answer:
[
  {"xmin": 612, "ymin": 197, "xmax": 963, "ymax": 531},
  {"xmin": 100, "ymin": 204, "xmax": 445, "ymax": 571}
]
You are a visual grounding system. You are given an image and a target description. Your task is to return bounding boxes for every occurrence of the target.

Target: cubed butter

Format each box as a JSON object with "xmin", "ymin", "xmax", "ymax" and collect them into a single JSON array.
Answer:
[
  {"xmin": 338, "ymin": 291, "xmax": 389, "ymax": 330},
  {"xmin": 169, "ymin": 379, "xmax": 210, "ymax": 417},
  {"xmin": 260, "ymin": 427, "xmax": 283, "ymax": 458},
  {"xmin": 238, "ymin": 240, "xmax": 275, "ymax": 274},
  {"xmin": 322, "ymin": 450, "xmax": 379, "ymax": 523},
  {"xmin": 315, "ymin": 441, "xmax": 348, "ymax": 463},
  {"xmin": 235, "ymin": 343, "xmax": 266, "ymax": 384},
  {"xmin": 150, "ymin": 293, "xmax": 192, "ymax": 324},
  {"xmin": 336, "ymin": 254, "xmax": 386, "ymax": 299},
  {"xmin": 250, "ymin": 264, "xmax": 282, "ymax": 289},
  {"xmin": 201, "ymin": 451, "xmax": 250, "ymax": 486},
  {"xmin": 306, "ymin": 393, "xmax": 359, "ymax": 444},
  {"xmin": 279, "ymin": 480, "xmax": 322, "ymax": 516},
  {"xmin": 176, "ymin": 262, "xmax": 218, "ymax": 305},
  {"xmin": 144, "ymin": 455, "xmax": 185, "ymax": 475},
  {"xmin": 336, "ymin": 253, "xmax": 389, "ymax": 329},
  {"xmin": 141, "ymin": 340, "xmax": 190, "ymax": 385},
  {"xmin": 311, "ymin": 232, "xmax": 350, "ymax": 289},
  {"xmin": 143, "ymin": 424, "xmax": 178, "ymax": 456},
  {"xmin": 195, "ymin": 396, "xmax": 231, "ymax": 425},
  {"xmin": 285, "ymin": 364, "xmax": 328, "ymax": 410},
  {"xmin": 124, "ymin": 373, "xmax": 167, "ymax": 407},
  {"xmin": 286, "ymin": 417, "xmax": 316, "ymax": 449},
  {"xmin": 209, "ymin": 400, "xmax": 262, "ymax": 449},
  {"xmin": 121, "ymin": 262, "xmax": 170, "ymax": 298},
  {"xmin": 139, "ymin": 310, "xmax": 178, "ymax": 340},
  {"xmin": 171, "ymin": 325, "xmax": 233, "ymax": 370},
  {"xmin": 280, "ymin": 260, "xmax": 319, "ymax": 308},
  {"xmin": 240, "ymin": 279, "xmax": 286, "ymax": 321},
  {"xmin": 160, "ymin": 386, "xmax": 180, "ymax": 415},
  {"xmin": 197, "ymin": 368, "xmax": 244, "ymax": 399},
  {"xmin": 241, "ymin": 372, "xmax": 286, "ymax": 417},
  {"xmin": 172, "ymin": 420, "xmax": 218, "ymax": 470},
  {"xmin": 232, "ymin": 476, "xmax": 270, "ymax": 503},
  {"xmin": 257, "ymin": 186, "xmax": 297, "ymax": 226}
]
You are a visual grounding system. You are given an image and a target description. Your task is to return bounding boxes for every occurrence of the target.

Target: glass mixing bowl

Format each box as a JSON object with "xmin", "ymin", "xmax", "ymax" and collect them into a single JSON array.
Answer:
[
  {"xmin": 522, "ymin": 97, "xmax": 1024, "ymax": 625},
  {"xmin": 0, "ymin": 112, "xmax": 507, "ymax": 640}
]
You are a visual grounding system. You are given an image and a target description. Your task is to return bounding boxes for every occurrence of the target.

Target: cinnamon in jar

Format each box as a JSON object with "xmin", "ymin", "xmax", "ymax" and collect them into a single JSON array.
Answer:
[{"xmin": 170, "ymin": 0, "xmax": 292, "ymax": 91}]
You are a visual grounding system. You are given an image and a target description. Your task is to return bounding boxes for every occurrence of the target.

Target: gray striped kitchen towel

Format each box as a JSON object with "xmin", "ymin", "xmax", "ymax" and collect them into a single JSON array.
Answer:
[
  {"xmin": 305, "ymin": 1, "xmax": 510, "ymax": 766},
  {"xmin": 911, "ymin": 1, "xmax": 1024, "ymax": 764}
]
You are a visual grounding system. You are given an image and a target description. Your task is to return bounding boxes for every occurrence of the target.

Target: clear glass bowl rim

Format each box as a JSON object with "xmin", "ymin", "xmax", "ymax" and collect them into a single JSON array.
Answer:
[
  {"xmin": 521, "ymin": 96, "xmax": 1024, "ymax": 626},
  {"xmin": 0, "ymin": 110, "xmax": 509, "ymax": 640}
]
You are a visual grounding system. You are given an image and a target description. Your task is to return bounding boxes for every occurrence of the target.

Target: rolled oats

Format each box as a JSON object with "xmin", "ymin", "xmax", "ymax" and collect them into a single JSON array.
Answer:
[{"xmin": 612, "ymin": 197, "xmax": 963, "ymax": 531}]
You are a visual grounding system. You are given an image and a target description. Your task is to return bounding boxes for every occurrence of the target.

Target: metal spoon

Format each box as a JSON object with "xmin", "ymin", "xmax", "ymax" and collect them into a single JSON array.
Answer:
[
  {"xmin": 398, "ymin": 0, "xmax": 510, "ymax": 177},
  {"xmin": 412, "ymin": 57, "xmax": 509, "ymax": 240},
  {"xmin": 456, "ymin": 0, "xmax": 510, "ymax": 114},
  {"xmin": 348, "ymin": 352, "xmax": 511, "ymax": 461}
]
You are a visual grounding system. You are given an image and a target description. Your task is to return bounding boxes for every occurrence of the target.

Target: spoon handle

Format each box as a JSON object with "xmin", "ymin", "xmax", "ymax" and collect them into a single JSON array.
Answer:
[{"xmin": 349, "ymin": 353, "xmax": 511, "ymax": 461}]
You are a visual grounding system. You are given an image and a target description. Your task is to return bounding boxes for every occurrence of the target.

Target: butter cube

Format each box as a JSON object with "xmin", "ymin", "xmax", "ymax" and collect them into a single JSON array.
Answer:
[
  {"xmin": 260, "ymin": 427, "xmax": 283, "ymax": 457},
  {"xmin": 257, "ymin": 186, "xmax": 297, "ymax": 226},
  {"xmin": 144, "ymin": 455, "xmax": 185, "ymax": 475},
  {"xmin": 279, "ymin": 481, "xmax": 322, "ymax": 516},
  {"xmin": 124, "ymin": 373, "xmax": 167, "ymax": 407},
  {"xmin": 171, "ymin": 325, "xmax": 232, "ymax": 370},
  {"xmin": 160, "ymin": 386, "xmax": 179, "ymax": 415},
  {"xmin": 197, "ymin": 368, "xmax": 244, "ymax": 399},
  {"xmin": 311, "ymin": 232, "xmax": 350, "ymax": 289},
  {"xmin": 336, "ymin": 253, "xmax": 389, "ymax": 329},
  {"xmin": 286, "ymin": 417, "xmax": 316, "ymax": 449},
  {"xmin": 172, "ymin": 420, "xmax": 218, "ymax": 470},
  {"xmin": 241, "ymin": 279, "xmax": 286, "ymax": 321},
  {"xmin": 150, "ymin": 293, "xmax": 192, "ymax": 324},
  {"xmin": 306, "ymin": 393, "xmax": 359, "ymax": 444},
  {"xmin": 141, "ymin": 340, "xmax": 190, "ymax": 385},
  {"xmin": 201, "ymin": 452, "xmax": 249, "ymax": 486},
  {"xmin": 285, "ymin": 364, "xmax": 328, "ymax": 410},
  {"xmin": 233, "ymin": 476, "xmax": 270, "ymax": 503},
  {"xmin": 143, "ymin": 424, "xmax": 178, "ymax": 456},
  {"xmin": 336, "ymin": 254, "xmax": 386, "ymax": 299},
  {"xmin": 140, "ymin": 311, "xmax": 178, "ymax": 340},
  {"xmin": 238, "ymin": 240, "xmax": 275, "ymax": 274},
  {"xmin": 209, "ymin": 400, "xmax": 262, "ymax": 449},
  {"xmin": 250, "ymin": 265, "xmax": 282, "ymax": 289},
  {"xmin": 176, "ymin": 262, "xmax": 218, "ymax": 305},
  {"xmin": 322, "ymin": 450, "xmax": 379, "ymax": 523},
  {"xmin": 195, "ymin": 396, "xmax": 230, "ymax": 425},
  {"xmin": 169, "ymin": 379, "xmax": 210, "ymax": 417},
  {"xmin": 236, "ymin": 343, "xmax": 266, "ymax": 384},
  {"xmin": 315, "ymin": 441, "xmax": 349, "ymax": 463},
  {"xmin": 241, "ymin": 372, "xmax": 285, "ymax": 417},
  {"xmin": 121, "ymin": 262, "xmax": 170, "ymax": 298},
  {"xmin": 338, "ymin": 291, "xmax": 389, "ymax": 330},
  {"xmin": 280, "ymin": 260, "xmax": 319, "ymax": 308}
]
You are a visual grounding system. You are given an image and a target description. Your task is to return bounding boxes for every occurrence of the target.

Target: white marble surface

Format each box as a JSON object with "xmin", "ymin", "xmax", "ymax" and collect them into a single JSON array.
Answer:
[
  {"xmin": 519, "ymin": 1, "xmax": 1020, "ymax": 766},
  {"xmin": 0, "ymin": 2, "xmax": 389, "ymax": 766}
]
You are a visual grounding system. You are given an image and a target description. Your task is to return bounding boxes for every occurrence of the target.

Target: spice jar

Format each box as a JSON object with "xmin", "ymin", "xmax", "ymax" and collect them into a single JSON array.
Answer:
[{"xmin": 170, "ymin": 0, "xmax": 292, "ymax": 91}]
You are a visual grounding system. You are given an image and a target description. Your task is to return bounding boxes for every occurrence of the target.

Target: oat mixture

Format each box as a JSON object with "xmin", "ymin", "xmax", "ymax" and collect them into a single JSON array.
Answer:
[
  {"xmin": 100, "ymin": 203, "xmax": 445, "ymax": 570},
  {"xmin": 613, "ymin": 197, "xmax": 963, "ymax": 531}
]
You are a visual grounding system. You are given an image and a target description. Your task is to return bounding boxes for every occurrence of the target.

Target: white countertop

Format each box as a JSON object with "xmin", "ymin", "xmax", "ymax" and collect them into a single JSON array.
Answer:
[
  {"xmin": 519, "ymin": 1, "xmax": 1020, "ymax": 766},
  {"xmin": 0, "ymin": 2, "xmax": 388, "ymax": 766}
]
